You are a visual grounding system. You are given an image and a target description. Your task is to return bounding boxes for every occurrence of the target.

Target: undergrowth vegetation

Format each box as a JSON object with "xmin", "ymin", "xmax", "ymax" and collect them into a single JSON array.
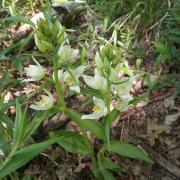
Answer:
[{"xmin": 0, "ymin": 0, "xmax": 179, "ymax": 179}]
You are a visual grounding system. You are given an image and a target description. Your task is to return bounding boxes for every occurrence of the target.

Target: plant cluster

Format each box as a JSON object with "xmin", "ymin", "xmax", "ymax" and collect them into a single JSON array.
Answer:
[{"xmin": 0, "ymin": 7, "xmax": 153, "ymax": 179}]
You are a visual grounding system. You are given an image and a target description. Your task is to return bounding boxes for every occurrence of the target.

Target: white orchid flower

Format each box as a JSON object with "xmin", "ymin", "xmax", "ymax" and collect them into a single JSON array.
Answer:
[
  {"xmin": 81, "ymin": 97, "xmax": 108, "ymax": 120},
  {"xmin": 112, "ymin": 79, "xmax": 133, "ymax": 97},
  {"xmin": 63, "ymin": 66, "xmax": 86, "ymax": 93},
  {"xmin": 114, "ymin": 93, "xmax": 133, "ymax": 112},
  {"xmin": 52, "ymin": 66, "xmax": 85, "ymax": 93},
  {"xmin": 24, "ymin": 58, "xmax": 45, "ymax": 82},
  {"xmin": 58, "ymin": 45, "xmax": 79, "ymax": 64},
  {"xmin": 30, "ymin": 90, "xmax": 54, "ymax": 111},
  {"xmin": 82, "ymin": 68, "xmax": 107, "ymax": 92}
]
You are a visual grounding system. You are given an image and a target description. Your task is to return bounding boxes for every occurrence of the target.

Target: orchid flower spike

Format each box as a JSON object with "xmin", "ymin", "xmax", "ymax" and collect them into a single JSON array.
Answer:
[
  {"xmin": 81, "ymin": 97, "xmax": 108, "ymax": 120},
  {"xmin": 24, "ymin": 57, "xmax": 45, "ymax": 82},
  {"xmin": 82, "ymin": 68, "xmax": 107, "ymax": 92},
  {"xmin": 30, "ymin": 89, "xmax": 54, "ymax": 111}
]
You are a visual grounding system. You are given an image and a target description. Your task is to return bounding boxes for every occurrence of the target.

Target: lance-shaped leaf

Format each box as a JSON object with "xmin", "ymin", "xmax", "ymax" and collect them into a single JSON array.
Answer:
[
  {"xmin": 54, "ymin": 131, "xmax": 91, "ymax": 155},
  {"xmin": 13, "ymin": 100, "xmax": 27, "ymax": 146},
  {"xmin": 0, "ymin": 135, "xmax": 60, "ymax": 178},
  {"xmin": 109, "ymin": 140, "xmax": 154, "ymax": 163},
  {"xmin": 66, "ymin": 109, "xmax": 105, "ymax": 139},
  {"xmin": 24, "ymin": 107, "xmax": 58, "ymax": 140}
]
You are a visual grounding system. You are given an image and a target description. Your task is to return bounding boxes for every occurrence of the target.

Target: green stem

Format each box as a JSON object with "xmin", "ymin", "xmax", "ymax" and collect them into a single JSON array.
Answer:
[
  {"xmin": 52, "ymin": 57, "xmax": 98, "ymax": 172},
  {"xmin": 0, "ymin": 144, "xmax": 18, "ymax": 171},
  {"xmin": 81, "ymin": 129, "xmax": 98, "ymax": 169},
  {"xmin": 53, "ymin": 57, "xmax": 66, "ymax": 108},
  {"xmin": 105, "ymin": 78, "xmax": 111, "ymax": 149}
]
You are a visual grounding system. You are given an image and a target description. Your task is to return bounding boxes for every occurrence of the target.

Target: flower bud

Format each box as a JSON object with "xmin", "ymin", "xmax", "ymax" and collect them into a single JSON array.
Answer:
[
  {"xmin": 34, "ymin": 18, "xmax": 67, "ymax": 53},
  {"xmin": 58, "ymin": 45, "xmax": 79, "ymax": 65},
  {"xmin": 95, "ymin": 43, "xmax": 120, "ymax": 77},
  {"xmin": 24, "ymin": 58, "xmax": 45, "ymax": 81}
]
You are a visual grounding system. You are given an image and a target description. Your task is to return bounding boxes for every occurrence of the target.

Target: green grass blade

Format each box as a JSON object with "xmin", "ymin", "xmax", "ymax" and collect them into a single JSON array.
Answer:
[
  {"xmin": 0, "ymin": 16, "xmax": 35, "ymax": 27},
  {"xmin": 0, "ymin": 136, "xmax": 60, "ymax": 178},
  {"xmin": 109, "ymin": 140, "xmax": 154, "ymax": 163}
]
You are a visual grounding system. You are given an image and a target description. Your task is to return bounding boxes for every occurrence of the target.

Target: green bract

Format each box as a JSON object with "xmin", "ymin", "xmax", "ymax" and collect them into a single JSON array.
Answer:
[
  {"xmin": 95, "ymin": 44, "xmax": 120, "ymax": 77},
  {"xmin": 34, "ymin": 18, "xmax": 67, "ymax": 53}
]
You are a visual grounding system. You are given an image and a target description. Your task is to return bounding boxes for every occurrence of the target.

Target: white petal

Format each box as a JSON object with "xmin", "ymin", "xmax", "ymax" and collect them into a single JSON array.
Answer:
[
  {"xmin": 43, "ymin": 90, "xmax": 54, "ymax": 102},
  {"xmin": 81, "ymin": 112, "xmax": 104, "ymax": 120},
  {"xmin": 30, "ymin": 104, "xmax": 48, "ymax": 111},
  {"xmin": 69, "ymin": 85, "xmax": 80, "ymax": 93},
  {"xmin": 30, "ymin": 90, "xmax": 54, "ymax": 111},
  {"xmin": 82, "ymin": 75, "xmax": 97, "ymax": 89},
  {"xmin": 95, "ymin": 52, "xmax": 103, "ymax": 71},
  {"xmin": 63, "ymin": 71, "xmax": 71, "ymax": 82},
  {"xmin": 24, "ymin": 63, "xmax": 44, "ymax": 81},
  {"xmin": 93, "ymin": 96, "xmax": 105, "ymax": 108},
  {"xmin": 31, "ymin": 12, "xmax": 44, "ymax": 26},
  {"xmin": 93, "ymin": 96, "xmax": 108, "ymax": 116},
  {"xmin": 94, "ymin": 68, "xmax": 107, "ymax": 90},
  {"xmin": 72, "ymin": 49, "xmax": 79, "ymax": 59},
  {"xmin": 58, "ymin": 45, "xmax": 79, "ymax": 62},
  {"xmin": 74, "ymin": 65, "xmax": 86, "ymax": 79}
]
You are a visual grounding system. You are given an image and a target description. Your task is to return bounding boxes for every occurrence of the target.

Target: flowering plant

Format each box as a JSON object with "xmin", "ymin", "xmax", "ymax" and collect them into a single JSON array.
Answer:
[
  {"xmin": 0, "ymin": 13, "xmax": 153, "ymax": 179},
  {"xmin": 29, "ymin": 16, "xmax": 154, "ymax": 179}
]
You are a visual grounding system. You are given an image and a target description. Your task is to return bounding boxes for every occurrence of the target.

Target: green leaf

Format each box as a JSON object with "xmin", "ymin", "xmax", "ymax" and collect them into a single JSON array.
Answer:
[
  {"xmin": 109, "ymin": 109, "xmax": 120, "ymax": 125},
  {"xmin": 99, "ymin": 167, "xmax": 116, "ymax": 180},
  {"xmin": 80, "ymin": 87, "xmax": 104, "ymax": 99},
  {"xmin": 0, "ymin": 115, "xmax": 13, "ymax": 138},
  {"xmin": 24, "ymin": 107, "xmax": 58, "ymax": 140},
  {"xmin": 136, "ymin": 58, "xmax": 142, "ymax": 70},
  {"xmin": 0, "ymin": 123, "xmax": 9, "ymax": 157},
  {"xmin": 0, "ymin": 112, "xmax": 14, "ymax": 128},
  {"xmin": 13, "ymin": 100, "xmax": 23, "ymax": 145},
  {"xmin": 81, "ymin": 47, "xmax": 86, "ymax": 64},
  {"xmin": 66, "ymin": 109, "xmax": 105, "ymax": 139},
  {"xmin": 145, "ymin": 73, "xmax": 155, "ymax": 90},
  {"xmin": 109, "ymin": 140, "xmax": 154, "ymax": 163},
  {"xmin": 102, "ymin": 157, "xmax": 125, "ymax": 172},
  {"xmin": 0, "ymin": 40, "xmax": 21, "ymax": 61},
  {"xmin": 0, "ymin": 71, "xmax": 22, "ymax": 93},
  {"xmin": 98, "ymin": 153, "xmax": 116, "ymax": 180},
  {"xmin": 0, "ymin": 16, "xmax": 35, "ymax": 28},
  {"xmin": 54, "ymin": 131, "xmax": 90, "ymax": 155},
  {"xmin": 0, "ymin": 98, "xmax": 17, "ymax": 112},
  {"xmin": 130, "ymin": 93, "xmax": 149, "ymax": 106},
  {"xmin": 0, "ymin": 136, "xmax": 60, "ymax": 178}
]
